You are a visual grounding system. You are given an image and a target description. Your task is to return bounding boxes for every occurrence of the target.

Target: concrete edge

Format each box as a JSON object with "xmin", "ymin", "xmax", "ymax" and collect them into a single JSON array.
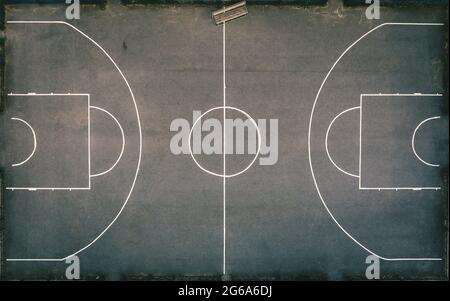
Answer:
[
  {"xmin": 5, "ymin": 0, "xmax": 448, "ymax": 7},
  {"xmin": 4, "ymin": 0, "xmax": 329, "ymax": 5},
  {"xmin": 343, "ymin": 0, "xmax": 449, "ymax": 7},
  {"xmin": 442, "ymin": 12, "xmax": 449, "ymax": 281},
  {"xmin": 0, "ymin": 170, "xmax": 4, "ymax": 280},
  {"xmin": 5, "ymin": 0, "xmax": 107, "ymax": 4},
  {"xmin": 0, "ymin": 35, "xmax": 4, "ymax": 113},
  {"xmin": 0, "ymin": 0, "xmax": 4, "ymax": 31},
  {"xmin": 120, "ymin": 0, "xmax": 328, "ymax": 5}
]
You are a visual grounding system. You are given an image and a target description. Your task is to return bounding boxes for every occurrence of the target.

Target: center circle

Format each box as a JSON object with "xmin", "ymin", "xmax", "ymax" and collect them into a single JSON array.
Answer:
[{"xmin": 188, "ymin": 106, "xmax": 261, "ymax": 178}]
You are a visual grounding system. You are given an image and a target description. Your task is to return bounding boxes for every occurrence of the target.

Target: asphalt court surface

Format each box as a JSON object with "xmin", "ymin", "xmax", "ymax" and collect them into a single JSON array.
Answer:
[{"xmin": 0, "ymin": 2, "xmax": 448, "ymax": 280}]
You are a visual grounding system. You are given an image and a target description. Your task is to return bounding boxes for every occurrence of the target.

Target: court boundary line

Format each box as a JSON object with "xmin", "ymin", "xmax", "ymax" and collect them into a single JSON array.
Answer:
[
  {"xmin": 6, "ymin": 21, "xmax": 142, "ymax": 262},
  {"xmin": 359, "ymin": 93, "xmax": 442, "ymax": 191},
  {"xmin": 5, "ymin": 93, "xmax": 91, "ymax": 191},
  {"xmin": 308, "ymin": 22, "xmax": 444, "ymax": 261}
]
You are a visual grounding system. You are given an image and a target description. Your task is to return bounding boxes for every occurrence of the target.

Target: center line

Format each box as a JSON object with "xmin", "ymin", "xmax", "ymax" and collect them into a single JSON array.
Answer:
[{"xmin": 222, "ymin": 21, "xmax": 227, "ymax": 276}]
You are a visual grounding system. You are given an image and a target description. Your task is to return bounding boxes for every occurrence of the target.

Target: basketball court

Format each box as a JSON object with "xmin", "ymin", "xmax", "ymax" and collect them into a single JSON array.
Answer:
[{"xmin": 0, "ymin": 0, "xmax": 448, "ymax": 280}]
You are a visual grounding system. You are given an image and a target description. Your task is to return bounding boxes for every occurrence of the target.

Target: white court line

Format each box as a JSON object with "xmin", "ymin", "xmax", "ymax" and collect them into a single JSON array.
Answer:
[
  {"xmin": 10, "ymin": 118, "xmax": 37, "ymax": 167},
  {"xmin": 222, "ymin": 21, "xmax": 227, "ymax": 276},
  {"xmin": 89, "ymin": 106, "xmax": 126, "ymax": 178},
  {"xmin": 308, "ymin": 22, "xmax": 444, "ymax": 261},
  {"xmin": 412, "ymin": 116, "xmax": 441, "ymax": 168},
  {"xmin": 359, "ymin": 94, "xmax": 362, "ymax": 189},
  {"xmin": 325, "ymin": 106, "xmax": 360, "ymax": 178},
  {"xmin": 88, "ymin": 94, "xmax": 91, "ymax": 189},
  {"xmin": 8, "ymin": 93, "xmax": 90, "ymax": 96},
  {"xmin": 6, "ymin": 21, "xmax": 142, "ymax": 262},
  {"xmin": 6, "ymin": 187, "xmax": 91, "ymax": 191},
  {"xmin": 360, "ymin": 187, "xmax": 441, "ymax": 191},
  {"xmin": 188, "ymin": 107, "xmax": 261, "ymax": 178},
  {"xmin": 5, "ymin": 258, "xmax": 62, "ymax": 262},
  {"xmin": 186, "ymin": 22, "xmax": 261, "ymax": 276},
  {"xmin": 361, "ymin": 93, "xmax": 443, "ymax": 97},
  {"xmin": 6, "ymin": 93, "xmax": 91, "ymax": 191},
  {"xmin": 359, "ymin": 93, "xmax": 442, "ymax": 190}
]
